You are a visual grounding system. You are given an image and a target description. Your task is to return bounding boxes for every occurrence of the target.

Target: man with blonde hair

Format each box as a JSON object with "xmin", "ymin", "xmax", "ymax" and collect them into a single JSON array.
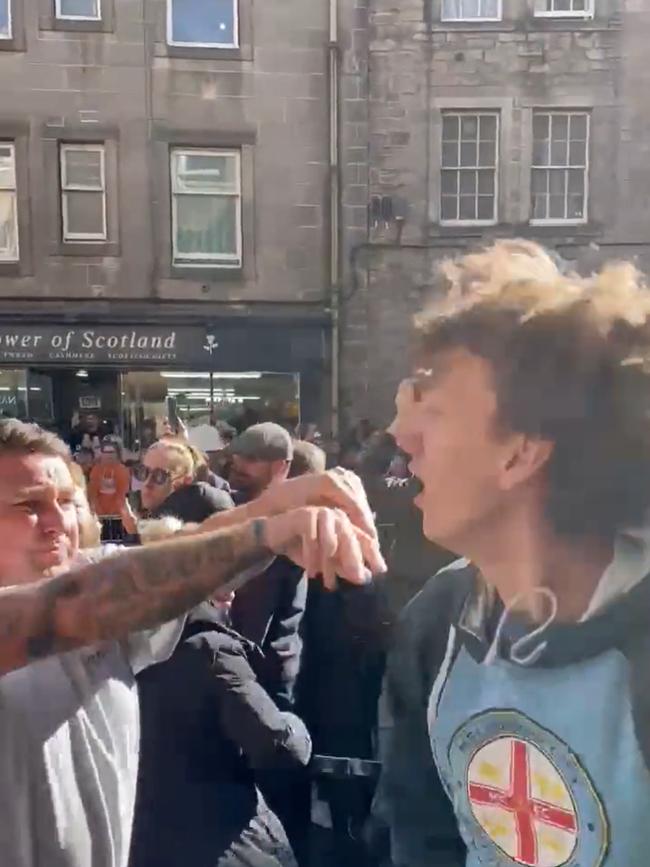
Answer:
[{"xmin": 377, "ymin": 240, "xmax": 650, "ymax": 867}]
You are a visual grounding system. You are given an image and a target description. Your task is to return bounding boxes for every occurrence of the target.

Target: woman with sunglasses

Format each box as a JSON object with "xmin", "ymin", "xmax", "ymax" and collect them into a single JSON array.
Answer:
[{"xmin": 124, "ymin": 440, "xmax": 233, "ymax": 533}]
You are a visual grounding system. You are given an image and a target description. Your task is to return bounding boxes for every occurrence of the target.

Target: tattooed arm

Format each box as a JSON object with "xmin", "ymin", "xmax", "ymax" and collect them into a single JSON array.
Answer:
[{"xmin": 0, "ymin": 507, "xmax": 384, "ymax": 676}]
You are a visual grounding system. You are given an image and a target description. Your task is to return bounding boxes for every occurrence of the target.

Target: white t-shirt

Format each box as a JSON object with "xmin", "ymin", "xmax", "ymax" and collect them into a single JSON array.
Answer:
[{"xmin": 0, "ymin": 548, "xmax": 183, "ymax": 867}]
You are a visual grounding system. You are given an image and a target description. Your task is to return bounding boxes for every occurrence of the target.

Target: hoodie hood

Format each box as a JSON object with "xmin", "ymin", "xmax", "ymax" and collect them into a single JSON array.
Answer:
[
  {"xmin": 582, "ymin": 525, "xmax": 650, "ymax": 619},
  {"xmin": 455, "ymin": 527, "xmax": 650, "ymax": 668}
]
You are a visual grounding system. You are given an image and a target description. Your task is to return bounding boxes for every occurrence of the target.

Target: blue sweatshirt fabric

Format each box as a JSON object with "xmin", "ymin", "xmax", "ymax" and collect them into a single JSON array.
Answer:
[{"xmin": 376, "ymin": 555, "xmax": 650, "ymax": 867}]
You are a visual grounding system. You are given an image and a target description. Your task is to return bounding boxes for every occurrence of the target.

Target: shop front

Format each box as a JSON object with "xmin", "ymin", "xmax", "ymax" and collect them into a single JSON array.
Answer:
[{"xmin": 0, "ymin": 319, "xmax": 328, "ymax": 451}]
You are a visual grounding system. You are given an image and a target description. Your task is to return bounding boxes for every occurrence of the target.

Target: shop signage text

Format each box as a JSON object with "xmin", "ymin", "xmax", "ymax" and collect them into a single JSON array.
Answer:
[
  {"xmin": 0, "ymin": 321, "xmax": 324, "ymax": 370},
  {"xmin": 0, "ymin": 327, "xmax": 190, "ymax": 365}
]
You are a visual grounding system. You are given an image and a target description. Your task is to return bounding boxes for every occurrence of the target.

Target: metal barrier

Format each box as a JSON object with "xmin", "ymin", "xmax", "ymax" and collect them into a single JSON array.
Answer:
[{"xmin": 99, "ymin": 515, "xmax": 125, "ymax": 544}]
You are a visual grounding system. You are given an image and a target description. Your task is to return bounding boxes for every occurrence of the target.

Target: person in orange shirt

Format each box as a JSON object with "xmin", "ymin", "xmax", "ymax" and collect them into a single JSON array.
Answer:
[{"xmin": 88, "ymin": 437, "xmax": 131, "ymax": 541}]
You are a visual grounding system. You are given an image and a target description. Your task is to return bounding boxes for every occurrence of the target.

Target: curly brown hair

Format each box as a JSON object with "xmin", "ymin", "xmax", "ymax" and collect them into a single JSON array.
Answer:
[{"xmin": 415, "ymin": 239, "xmax": 650, "ymax": 539}]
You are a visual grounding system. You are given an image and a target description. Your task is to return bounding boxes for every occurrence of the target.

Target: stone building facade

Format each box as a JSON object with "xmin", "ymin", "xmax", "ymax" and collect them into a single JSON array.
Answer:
[
  {"xmin": 0, "ymin": 1, "xmax": 648, "ymax": 436},
  {"xmin": 338, "ymin": 0, "xmax": 650, "ymax": 426},
  {"xmin": 0, "ymin": 0, "xmax": 335, "ymax": 437}
]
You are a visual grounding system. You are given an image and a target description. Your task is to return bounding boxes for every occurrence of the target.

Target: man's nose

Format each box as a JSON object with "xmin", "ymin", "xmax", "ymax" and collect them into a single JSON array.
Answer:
[{"xmin": 40, "ymin": 503, "xmax": 67, "ymax": 535}]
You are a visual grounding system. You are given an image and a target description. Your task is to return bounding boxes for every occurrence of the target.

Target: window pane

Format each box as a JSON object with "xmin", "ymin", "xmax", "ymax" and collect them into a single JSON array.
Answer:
[
  {"xmin": 533, "ymin": 138, "xmax": 549, "ymax": 166},
  {"xmin": 170, "ymin": 0, "xmax": 237, "ymax": 46},
  {"xmin": 173, "ymin": 152, "xmax": 239, "ymax": 194},
  {"xmin": 478, "ymin": 140, "xmax": 496, "ymax": 167},
  {"xmin": 460, "ymin": 141, "xmax": 477, "ymax": 167},
  {"xmin": 442, "ymin": 115, "xmax": 459, "ymax": 142},
  {"xmin": 459, "ymin": 195, "xmax": 476, "ymax": 221},
  {"xmin": 482, "ymin": 0, "xmax": 500, "ymax": 16},
  {"xmin": 64, "ymin": 149, "xmax": 103, "ymax": 188},
  {"xmin": 570, "ymin": 113, "xmax": 588, "ymax": 141},
  {"xmin": 531, "ymin": 169, "xmax": 548, "ymax": 195},
  {"xmin": 549, "ymin": 170, "xmax": 566, "ymax": 196},
  {"xmin": 65, "ymin": 191, "xmax": 105, "ymax": 237},
  {"xmin": 551, "ymin": 114, "xmax": 569, "ymax": 142},
  {"xmin": 550, "ymin": 139, "xmax": 568, "ymax": 166},
  {"xmin": 533, "ymin": 113, "xmax": 550, "ymax": 143},
  {"xmin": 477, "ymin": 196, "xmax": 494, "ymax": 221},
  {"xmin": 477, "ymin": 170, "xmax": 494, "ymax": 195},
  {"xmin": 440, "ymin": 195, "xmax": 458, "ymax": 222},
  {"xmin": 532, "ymin": 192, "xmax": 548, "ymax": 220},
  {"xmin": 480, "ymin": 115, "xmax": 497, "ymax": 141},
  {"xmin": 459, "ymin": 171, "xmax": 476, "ymax": 195},
  {"xmin": 567, "ymin": 169, "xmax": 584, "ymax": 196},
  {"xmin": 569, "ymin": 138, "xmax": 586, "ymax": 166},
  {"xmin": 460, "ymin": 115, "xmax": 478, "ymax": 141},
  {"xmin": 58, "ymin": 0, "xmax": 101, "ymax": 17},
  {"xmin": 0, "ymin": 0, "xmax": 9, "ymax": 38},
  {"xmin": 0, "ymin": 191, "xmax": 18, "ymax": 260},
  {"xmin": 442, "ymin": 0, "xmax": 463, "ymax": 18},
  {"xmin": 549, "ymin": 194, "xmax": 566, "ymax": 220},
  {"xmin": 0, "ymin": 146, "xmax": 15, "ymax": 189},
  {"xmin": 440, "ymin": 171, "xmax": 458, "ymax": 195},
  {"xmin": 568, "ymin": 194, "xmax": 585, "ymax": 220},
  {"xmin": 175, "ymin": 195, "xmax": 239, "ymax": 260},
  {"xmin": 442, "ymin": 142, "xmax": 459, "ymax": 168}
]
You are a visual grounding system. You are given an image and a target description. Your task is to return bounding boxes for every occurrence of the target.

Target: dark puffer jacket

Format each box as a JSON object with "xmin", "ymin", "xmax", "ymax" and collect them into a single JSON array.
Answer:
[{"xmin": 129, "ymin": 604, "xmax": 312, "ymax": 867}]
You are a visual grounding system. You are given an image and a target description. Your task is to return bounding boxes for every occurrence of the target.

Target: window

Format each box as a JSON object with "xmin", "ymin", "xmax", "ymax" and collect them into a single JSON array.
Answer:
[
  {"xmin": 60, "ymin": 144, "xmax": 107, "ymax": 241},
  {"xmin": 534, "ymin": 0, "xmax": 594, "ymax": 18},
  {"xmin": 55, "ymin": 0, "xmax": 101, "ymax": 20},
  {"xmin": 167, "ymin": 0, "xmax": 238, "ymax": 48},
  {"xmin": 442, "ymin": 0, "xmax": 501, "ymax": 21},
  {"xmin": 440, "ymin": 112, "xmax": 498, "ymax": 224},
  {"xmin": 171, "ymin": 149, "xmax": 242, "ymax": 268},
  {"xmin": 0, "ymin": 0, "xmax": 10, "ymax": 38},
  {"xmin": 531, "ymin": 111, "xmax": 589, "ymax": 224},
  {"xmin": 0, "ymin": 143, "xmax": 18, "ymax": 262}
]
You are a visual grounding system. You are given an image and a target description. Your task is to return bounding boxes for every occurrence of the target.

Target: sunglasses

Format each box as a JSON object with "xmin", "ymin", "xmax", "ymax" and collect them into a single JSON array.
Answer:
[{"xmin": 133, "ymin": 464, "xmax": 175, "ymax": 486}]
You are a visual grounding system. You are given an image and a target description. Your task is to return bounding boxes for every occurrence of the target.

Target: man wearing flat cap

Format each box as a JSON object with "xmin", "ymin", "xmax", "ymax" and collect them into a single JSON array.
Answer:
[{"xmin": 228, "ymin": 422, "xmax": 295, "ymax": 505}]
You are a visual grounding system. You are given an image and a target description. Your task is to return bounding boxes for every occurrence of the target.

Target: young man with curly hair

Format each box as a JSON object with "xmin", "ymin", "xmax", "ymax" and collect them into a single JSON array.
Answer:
[{"xmin": 377, "ymin": 240, "xmax": 650, "ymax": 867}]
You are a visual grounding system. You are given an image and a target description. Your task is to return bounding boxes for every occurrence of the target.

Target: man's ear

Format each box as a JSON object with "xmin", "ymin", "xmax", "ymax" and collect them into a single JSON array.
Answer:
[{"xmin": 500, "ymin": 435, "xmax": 554, "ymax": 491}]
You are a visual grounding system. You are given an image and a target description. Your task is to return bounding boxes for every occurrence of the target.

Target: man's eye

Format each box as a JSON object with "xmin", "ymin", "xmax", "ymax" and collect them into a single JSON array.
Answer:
[{"xmin": 15, "ymin": 501, "xmax": 37, "ymax": 512}]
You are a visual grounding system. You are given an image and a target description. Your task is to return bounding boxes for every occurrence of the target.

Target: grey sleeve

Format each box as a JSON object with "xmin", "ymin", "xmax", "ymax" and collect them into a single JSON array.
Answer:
[
  {"xmin": 125, "ymin": 618, "xmax": 186, "ymax": 674},
  {"xmin": 374, "ymin": 600, "xmax": 466, "ymax": 867}
]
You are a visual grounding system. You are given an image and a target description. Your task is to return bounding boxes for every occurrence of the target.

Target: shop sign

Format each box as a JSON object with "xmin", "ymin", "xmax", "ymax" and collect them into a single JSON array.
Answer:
[
  {"xmin": 79, "ymin": 396, "xmax": 101, "ymax": 410},
  {"xmin": 0, "ymin": 326, "xmax": 205, "ymax": 365},
  {"xmin": 0, "ymin": 322, "xmax": 325, "ymax": 370}
]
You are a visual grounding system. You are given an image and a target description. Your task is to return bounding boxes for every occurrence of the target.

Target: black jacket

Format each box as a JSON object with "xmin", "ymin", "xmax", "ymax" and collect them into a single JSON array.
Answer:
[
  {"xmin": 230, "ymin": 557, "xmax": 307, "ymax": 710},
  {"xmin": 150, "ymin": 482, "xmax": 234, "ymax": 523},
  {"xmin": 129, "ymin": 605, "xmax": 312, "ymax": 867}
]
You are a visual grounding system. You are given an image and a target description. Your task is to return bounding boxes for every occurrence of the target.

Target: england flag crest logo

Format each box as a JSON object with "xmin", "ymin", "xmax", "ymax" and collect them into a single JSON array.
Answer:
[{"xmin": 449, "ymin": 711, "xmax": 608, "ymax": 867}]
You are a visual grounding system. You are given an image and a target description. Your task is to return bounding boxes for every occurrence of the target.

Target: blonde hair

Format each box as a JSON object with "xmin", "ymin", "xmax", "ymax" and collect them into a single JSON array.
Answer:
[
  {"xmin": 148, "ymin": 440, "xmax": 195, "ymax": 479},
  {"xmin": 415, "ymin": 239, "xmax": 650, "ymax": 538},
  {"xmin": 73, "ymin": 486, "xmax": 102, "ymax": 549}
]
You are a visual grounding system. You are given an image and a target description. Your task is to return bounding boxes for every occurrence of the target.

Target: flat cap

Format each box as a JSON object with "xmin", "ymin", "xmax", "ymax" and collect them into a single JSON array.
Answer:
[{"xmin": 230, "ymin": 422, "xmax": 294, "ymax": 462}]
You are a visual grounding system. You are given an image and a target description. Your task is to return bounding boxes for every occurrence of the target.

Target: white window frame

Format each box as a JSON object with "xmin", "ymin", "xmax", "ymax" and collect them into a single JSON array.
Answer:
[
  {"xmin": 530, "ymin": 110, "xmax": 590, "ymax": 226},
  {"xmin": 166, "ymin": 0, "xmax": 239, "ymax": 49},
  {"xmin": 441, "ymin": 0, "xmax": 502, "ymax": 22},
  {"xmin": 60, "ymin": 144, "xmax": 107, "ymax": 242},
  {"xmin": 534, "ymin": 0, "xmax": 594, "ymax": 19},
  {"xmin": 55, "ymin": 0, "xmax": 102, "ymax": 21},
  {"xmin": 0, "ymin": 0, "xmax": 12, "ymax": 39},
  {"xmin": 171, "ymin": 148, "xmax": 242, "ymax": 269},
  {"xmin": 0, "ymin": 142, "xmax": 19, "ymax": 262},
  {"xmin": 440, "ymin": 111, "xmax": 499, "ymax": 227}
]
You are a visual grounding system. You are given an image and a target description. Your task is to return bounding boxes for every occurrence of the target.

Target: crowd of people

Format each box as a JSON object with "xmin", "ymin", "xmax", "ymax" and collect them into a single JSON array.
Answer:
[{"xmin": 0, "ymin": 239, "xmax": 649, "ymax": 867}]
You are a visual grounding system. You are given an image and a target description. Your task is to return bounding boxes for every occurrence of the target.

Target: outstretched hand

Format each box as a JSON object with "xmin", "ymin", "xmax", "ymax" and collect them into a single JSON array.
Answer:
[
  {"xmin": 252, "ymin": 468, "xmax": 378, "ymax": 542},
  {"xmin": 260, "ymin": 506, "xmax": 386, "ymax": 589}
]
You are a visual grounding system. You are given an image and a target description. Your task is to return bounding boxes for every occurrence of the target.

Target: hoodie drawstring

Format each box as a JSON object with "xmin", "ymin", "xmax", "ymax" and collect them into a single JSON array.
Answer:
[{"xmin": 483, "ymin": 586, "xmax": 558, "ymax": 667}]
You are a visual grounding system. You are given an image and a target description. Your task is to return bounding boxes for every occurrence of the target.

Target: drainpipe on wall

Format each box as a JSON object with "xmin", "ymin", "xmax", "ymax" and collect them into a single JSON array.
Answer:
[{"xmin": 328, "ymin": 0, "xmax": 341, "ymax": 440}]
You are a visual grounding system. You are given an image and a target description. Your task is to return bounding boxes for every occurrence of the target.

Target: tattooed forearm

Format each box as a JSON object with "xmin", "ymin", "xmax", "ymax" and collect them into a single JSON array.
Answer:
[{"xmin": 0, "ymin": 521, "xmax": 271, "ymax": 675}]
